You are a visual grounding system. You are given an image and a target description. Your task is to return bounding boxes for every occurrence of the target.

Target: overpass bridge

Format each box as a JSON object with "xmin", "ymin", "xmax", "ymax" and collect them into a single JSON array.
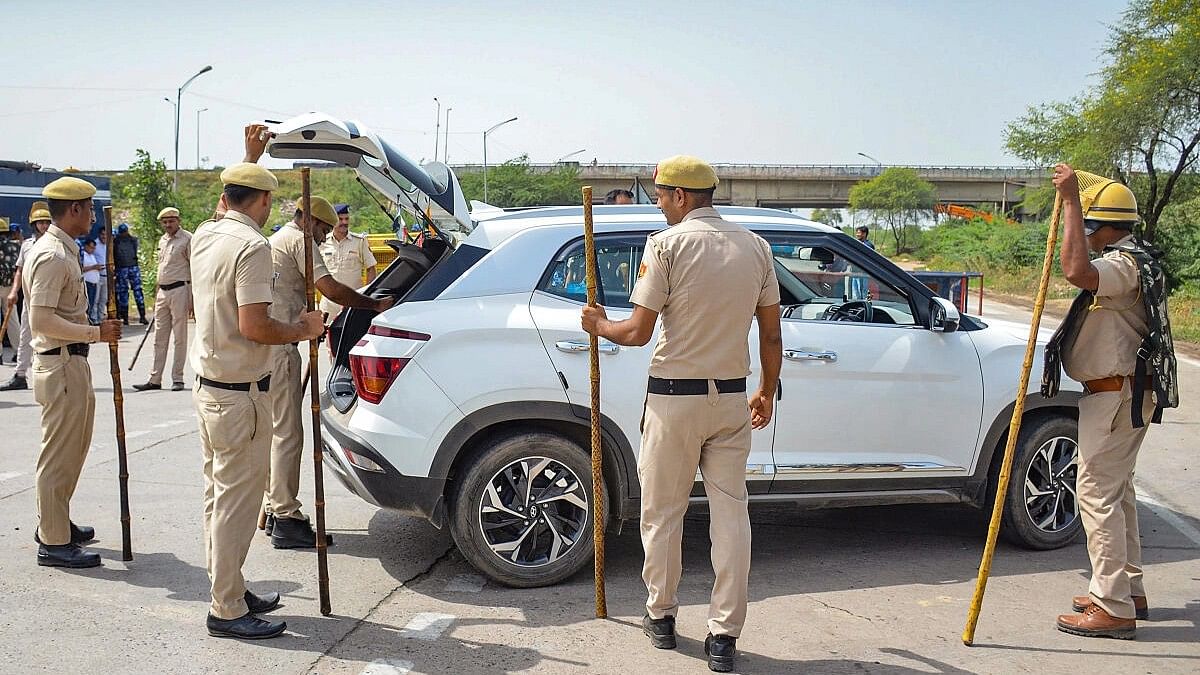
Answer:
[{"xmin": 453, "ymin": 163, "xmax": 1048, "ymax": 214}]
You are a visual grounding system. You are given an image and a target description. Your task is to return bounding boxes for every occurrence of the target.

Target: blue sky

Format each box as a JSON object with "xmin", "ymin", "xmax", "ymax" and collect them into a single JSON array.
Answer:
[{"xmin": 1, "ymin": 0, "xmax": 1129, "ymax": 171}]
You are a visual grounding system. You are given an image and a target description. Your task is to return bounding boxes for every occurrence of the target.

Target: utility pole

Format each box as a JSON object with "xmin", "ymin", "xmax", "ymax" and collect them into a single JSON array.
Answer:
[
  {"xmin": 196, "ymin": 108, "xmax": 208, "ymax": 169},
  {"xmin": 173, "ymin": 65, "xmax": 213, "ymax": 191},
  {"xmin": 433, "ymin": 97, "xmax": 441, "ymax": 163},
  {"xmin": 443, "ymin": 108, "xmax": 452, "ymax": 165}
]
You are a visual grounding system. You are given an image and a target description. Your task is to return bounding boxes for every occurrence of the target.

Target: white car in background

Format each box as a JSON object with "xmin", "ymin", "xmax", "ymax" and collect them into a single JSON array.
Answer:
[{"xmin": 267, "ymin": 114, "xmax": 1085, "ymax": 588}]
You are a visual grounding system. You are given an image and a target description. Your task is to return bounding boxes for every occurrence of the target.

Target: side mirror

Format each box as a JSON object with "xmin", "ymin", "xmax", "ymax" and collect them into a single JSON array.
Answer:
[{"xmin": 929, "ymin": 297, "xmax": 960, "ymax": 333}]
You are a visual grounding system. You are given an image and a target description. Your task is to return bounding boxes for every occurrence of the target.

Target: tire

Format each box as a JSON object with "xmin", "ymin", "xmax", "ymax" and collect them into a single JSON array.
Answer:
[
  {"xmin": 449, "ymin": 431, "xmax": 607, "ymax": 588},
  {"xmin": 999, "ymin": 415, "xmax": 1083, "ymax": 550}
]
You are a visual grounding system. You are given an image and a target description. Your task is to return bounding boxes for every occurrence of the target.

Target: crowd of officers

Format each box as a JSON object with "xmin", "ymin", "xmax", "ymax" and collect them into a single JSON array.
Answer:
[{"xmin": 4, "ymin": 131, "xmax": 1172, "ymax": 665}]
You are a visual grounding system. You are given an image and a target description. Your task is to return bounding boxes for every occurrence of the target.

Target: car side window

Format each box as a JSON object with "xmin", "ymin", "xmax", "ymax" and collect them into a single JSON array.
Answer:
[{"xmin": 540, "ymin": 238, "xmax": 645, "ymax": 309}]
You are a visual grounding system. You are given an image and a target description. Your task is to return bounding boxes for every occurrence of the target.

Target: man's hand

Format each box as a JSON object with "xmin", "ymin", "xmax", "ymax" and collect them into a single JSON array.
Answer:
[
  {"xmin": 243, "ymin": 123, "xmax": 273, "ymax": 163},
  {"xmin": 99, "ymin": 319, "xmax": 122, "ymax": 344},
  {"xmin": 748, "ymin": 390, "xmax": 774, "ymax": 430},
  {"xmin": 1052, "ymin": 163, "xmax": 1079, "ymax": 201},
  {"xmin": 373, "ymin": 297, "xmax": 396, "ymax": 313},
  {"xmin": 5, "ymin": 291, "xmax": 16, "ymax": 311},
  {"xmin": 581, "ymin": 304, "xmax": 608, "ymax": 336},
  {"xmin": 298, "ymin": 310, "xmax": 325, "ymax": 341}
]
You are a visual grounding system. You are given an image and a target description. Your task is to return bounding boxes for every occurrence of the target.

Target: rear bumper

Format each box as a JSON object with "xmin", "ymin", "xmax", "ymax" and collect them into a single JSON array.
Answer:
[{"xmin": 320, "ymin": 395, "xmax": 448, "ymax": 528}]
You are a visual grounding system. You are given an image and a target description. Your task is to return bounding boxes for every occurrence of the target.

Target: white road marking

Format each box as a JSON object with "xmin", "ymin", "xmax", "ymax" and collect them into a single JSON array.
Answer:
[
  {"xmin": 444, "ymin": 574, "xmax": 486, "ymax": 593},
  {"xmin": 126, "ymin": 430, "xmax": 151, "ymax": 439},
  {"xmin": 151, "ymin": 420, "xmax": 184, "ymax": 429},
  {"xmin": 1137, "ymin": 481, "xmax": 1200, "ymax": 548},
  {"xmin": 398, "ymin": 612, "xmax": 455, "ymax": 641},
  {"xmin": 0, "ymin": 471, "xmax": 23, "ymax": 482},
  {"xmin": 360, "ymin": 659, "xmax": 413, "ymax": 675}
]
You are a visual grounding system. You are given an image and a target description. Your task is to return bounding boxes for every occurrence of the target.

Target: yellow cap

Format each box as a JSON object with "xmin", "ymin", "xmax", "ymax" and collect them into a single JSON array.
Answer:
[
  {"xmin": 43, "ymin": 176, "xmax": 97, "ymax": 200},
  {"xmin": 157, "ymin": 207, "xmax": 180, "ymax": 220},
  {"xmin": 1078, "ymin": 172, "xmax": 1139, "ymax": 224},
  {"xmin": 30, "ymin": 209, "xmax": 51, "ymax": 223},
  {"xmin": 220, "ymin": 163, "xmax": 279, "ymax": 192},
  {"xmin": 0, "ymin": 217, "xmax": 9, "ymax": 233},
  {"xmin": 299, "ymin": 196, "xmax": 338, "ymax": 227},
  {"xmin": 653, "ymin": 155, "xmax": 719, "ymax": 191}
]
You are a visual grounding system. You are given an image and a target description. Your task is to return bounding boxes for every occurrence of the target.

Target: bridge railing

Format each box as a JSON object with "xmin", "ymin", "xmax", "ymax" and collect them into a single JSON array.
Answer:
[{"xmin": 451, "ymin": 163, "xmax": 1047, "ymax": 180}]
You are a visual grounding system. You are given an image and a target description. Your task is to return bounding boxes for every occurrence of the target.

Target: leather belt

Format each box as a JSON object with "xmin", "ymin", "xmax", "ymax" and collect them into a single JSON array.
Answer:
[
  {"xmin": 647, "ymin": 376, "xmax": 746, "ymax": 396},
  {"xmin": 159, "ymin": 280, "xmax": 189, "ymax": 291},
  {"xmin": 1084, "ymin": 375, "xmax": 1151, "ymax": 394},
  {"xmin": 39, "ymin": 343, "xmax": 89, "ymax": 358},
  {"xmin": 198, "ymin": 375, "xmax": 271, "ymax": 393}
]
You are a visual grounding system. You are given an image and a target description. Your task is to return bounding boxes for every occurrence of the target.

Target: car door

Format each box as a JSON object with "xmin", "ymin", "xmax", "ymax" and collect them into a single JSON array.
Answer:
[
  {"xmin": 761, "ymin": 232, "xmax": 984, "ymax": 492},
  {"xmin": 528, "ymin": 233, "xmax": 777, "ymax": 495}
]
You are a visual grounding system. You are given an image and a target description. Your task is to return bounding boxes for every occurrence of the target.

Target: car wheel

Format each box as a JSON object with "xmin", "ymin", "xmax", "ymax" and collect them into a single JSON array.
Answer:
[
  {"xmin": 1000, "ymin": 415, "xmax": 1082, "ymax": 550},
  {"xmin": 450, "ymin": 431, "xmax": 606, "ymax": 588}
]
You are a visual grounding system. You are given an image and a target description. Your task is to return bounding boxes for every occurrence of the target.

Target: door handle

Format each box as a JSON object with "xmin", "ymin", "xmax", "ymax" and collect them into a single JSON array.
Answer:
[
  {"xmin": 784, "ymin": 349, "xmax": 837, "ymax": 363},
  {"xmin": 556, "ymin": 340, "xmax": 619, "ymax": 355}
]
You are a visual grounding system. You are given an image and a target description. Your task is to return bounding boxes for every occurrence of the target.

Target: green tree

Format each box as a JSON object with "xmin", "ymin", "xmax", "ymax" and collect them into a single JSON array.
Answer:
[
  {"xmin": 809, "ymin": 208, "xmax": 844, "ymax": 227},
  {"xmin": 848, "ymin": 167, "xmax": 937, "ymax": 254},
  {"xmin": 111, "ymin": 150, "xmax": 175, "ymax": 292},
  {"xmin": 458, "ymin": 155, "xmax": 582, "ymax": 207},
  {"xmin": 1004, "ymin": 0, "xmax": 1200, "ymax": 241}
]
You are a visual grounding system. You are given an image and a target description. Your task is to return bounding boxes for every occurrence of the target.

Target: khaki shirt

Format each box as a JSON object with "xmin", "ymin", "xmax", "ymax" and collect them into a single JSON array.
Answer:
[
  {"xmin": 189, "ymin": 210, "xmax": 275, "ymax": 382},
  {"xmin": 268, "ymin": 222, "xmax": 330, "ymax": 325},
  {"xmin": 23, "ymin": 225, "xmax": 96, "ymax": 352},
  {"xmin": 320, "ymin": 232, "xmax": 376, "ymax": 289},
  {"xmin": 156, "ymin": 228, "xmax": 192, "ymax": 285},
  {"xmin": 630, "ymin": 207, "xmax": 780, "ymax": 380},
  {"xmin": 1063, "ymin": 235, "xmax": 1148, "ymax": 382}
]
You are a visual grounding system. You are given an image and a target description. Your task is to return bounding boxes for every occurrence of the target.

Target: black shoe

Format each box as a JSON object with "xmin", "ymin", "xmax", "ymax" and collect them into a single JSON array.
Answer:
[
  {"xmin": 139, "ymin": 317, "xmax": 148, "ymax": 325},
  {"xmin": 0, "ymin": 374, "xmax": 27, "ymax": 391},
  {"xmin": 245, "ymin": 589, "xmax": 281, "ymax": 614},
  {"xmin": 132, "ymin": 381, "xmax": 161, "ymax": 391},
  {"xmin": 704, "ymin": 634, "xmax": 737, "ymax": 673},
  {"xmin": 34, "ymin": 521, "xmax": 96, "ymax": 545},
  {"xmin": 263, "ymin": 513, "xmax": 275, "ymax": 537},
  {"xmin": 37, "ymin": 543, "xmax": 101, "ymax": 568},
  {"xmin": 271, "ymin": 516, "xmax": 334, "ymax": 549},
  {"xmin": 172, "ymin": 382, "xmax": 185, "ymax": 391},
  {"xmin": 643, "ymin": 614, "xmax": 676, "ymax": 650},
  {"xmin": 122, "ymin": 317, "xmax": 129, "ymax": 326},
  {"xmin": 206, "ymin": 613, "xmax": 286, "ymax": 640}
]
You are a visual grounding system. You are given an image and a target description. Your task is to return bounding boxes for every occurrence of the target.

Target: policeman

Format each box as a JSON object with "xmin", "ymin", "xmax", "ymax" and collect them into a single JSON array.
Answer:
[
  {"xmin": 25, "ymin": 177, "xmax": 122, "ymax": 568},
  {"xmin": 582, "ymin": 156, "xmax": 782, "ymax": 673},
  {"xmin": 190, "ymin": 124, "xmax": 323, "ymax": 639},
  {"xmin": 264, "ymin": 195, "xmax": 391, "ymax": 548},
  {"xmin": 112, "ymin": 222, "xmax": 147, "ymax": 325},
  {"xmin": 133, "ymin": 207, "xmax": 192, "ymax": 391},
  {"xmin": 1048, "ymin": 163, "xmax": 1177, "ymax": 639},
  {"xmin": 2, "ymin": 205, "xmax": 52, "ymax": 391},
  {"xmin": 318, "ymin": 204, "xmax": 378, "ymax": 321},
  {"xmin": 0, "ymin": 217, "xmax": 22, "ymax": 362}
]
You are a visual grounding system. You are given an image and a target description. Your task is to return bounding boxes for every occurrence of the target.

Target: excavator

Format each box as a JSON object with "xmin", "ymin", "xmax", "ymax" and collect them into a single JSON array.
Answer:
[{"xmin": 934, "ymin": 203, "xmax": 1017, "ymax": 225}]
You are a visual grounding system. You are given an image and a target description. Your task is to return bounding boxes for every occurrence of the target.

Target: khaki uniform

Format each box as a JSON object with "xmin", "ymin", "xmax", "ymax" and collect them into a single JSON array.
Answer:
[
  {"xmin": 1062, "ymin": 235, "xmax": 1154, "ymax": 621},
  {"xmin": 265, "ymin": 222, "xmax": 330, "ymax": 521},
  {"xmin": 24, "ymin": 226, "xmax": 102, "ymax": 545},
  {"xmin": 628, "ymin": 207, "xmax": 779, "ymax": 638},
  {"xmin": 149, "ymin": 228, "xmax": 192, "ymax": 385},
  {"xmin": 318, "ymin": 232, "xmax": 375, "ymax": 317},
  {"xmin": 189, "ymin": 210, "xmax": 275, "ymax": 620}
]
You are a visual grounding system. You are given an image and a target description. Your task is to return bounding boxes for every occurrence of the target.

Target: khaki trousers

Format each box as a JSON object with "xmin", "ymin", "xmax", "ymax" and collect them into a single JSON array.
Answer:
[
  {"xmin": 0, "ymin": 285, "xmax": 19, "ymax": 354},
  {"xmin": 15, "ymin": 300, "xmax": 32, "ymax": 377},
  {"xmin": 195, "ymin": 380, "xmax": 271, "ymax": 619},
  {"xmin": 149, "ymin": 284, "xmax": 190, "ymax": 385},
  {"xmin": 265, "ymin": 345, "xmax": 306, "ymax": 521},
  {"xmin": 33, "ymin": 353, "xmax": 95, "ymax": 545},
  {"xmin": 640, "ymin": 387, "xmax": 752, "ymax": 638},
  {"xmin": 1077, "ymin": 381, "xmax": 1156, "ymax": 620}
]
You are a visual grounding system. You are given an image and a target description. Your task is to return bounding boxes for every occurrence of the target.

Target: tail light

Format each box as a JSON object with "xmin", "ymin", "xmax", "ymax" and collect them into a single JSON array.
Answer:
[{"xmin": 350, "ymin": 355, "xmax": 409, "ymax": 404}]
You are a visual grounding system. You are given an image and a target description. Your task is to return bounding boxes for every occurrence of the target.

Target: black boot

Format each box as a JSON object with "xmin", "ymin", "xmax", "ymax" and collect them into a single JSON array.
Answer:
[
  {"xmin": 206, "ymin": 613, "xmax": 286, "ymax": 639},
  {"xmin": 263, "ymin": 513, "xmax": 275, "ymax": 537},
  {"xmin": 0, "ymin": 373, "xmax": 27, "ymax": 391},
  {"xmin": 245, "ymin": 589, "xmax": 281, "ymax": 614},
  {"xmin": 643, "ymin": 614, "xmax": 676, "ymax": 649},
  {"xmin": 35, "ymin": 522, "xmax": 95, "ymax": 545},
  {"xmin": 137, "ymin": 305, "xmax": 148, "ymax": 325},
  {"xmin": 271, "ymin": 516, "xmax": 334, "ymax": 549},
  {"xmin": 37, "ymin": 543, "xmax": 101, "ymax": 568},
  {"xmin": 704, "ymin": 634, "xmax": 737, "ymax": 673}
]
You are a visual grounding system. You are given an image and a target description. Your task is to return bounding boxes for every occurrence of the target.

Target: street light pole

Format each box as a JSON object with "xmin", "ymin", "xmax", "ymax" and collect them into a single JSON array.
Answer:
[
  {"xmin": 442, "ymin": 108, "xmax": 453, "ymax": 165},
  {"xmin": 555, "ymin": 148, "xmax": 586, "ymax": 163},
  {"xmin": 857, "ymin": 152, "xmax": 883, "ymax": 173},
  {"xmin": 433, "ymin": 97, "xmax": 441, "ymax": 163},
  {"xmin": 174, "ymin": 65, "xmax": 213, "ymax": 191},
  {"xmin": 196, "ymin": 108, "xmax": 208, "ymax": 169},
  {"xmin": 483, "ymin": 116, "xmax": 518, "ymax": 203}
]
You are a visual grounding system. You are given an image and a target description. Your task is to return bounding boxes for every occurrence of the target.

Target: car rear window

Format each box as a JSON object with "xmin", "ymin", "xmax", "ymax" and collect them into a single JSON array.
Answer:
[{"xmin": 404, "ymin": 243, "xmax": 490, "ymax": 302}]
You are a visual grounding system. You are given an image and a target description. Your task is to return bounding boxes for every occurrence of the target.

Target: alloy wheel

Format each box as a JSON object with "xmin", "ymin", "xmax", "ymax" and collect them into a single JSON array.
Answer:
[
  {"xmin": 478, "ymin": 456, "xmax": 589, "ymax": 568},
  {"xmin": 1023, "ymin": 436, "xmax": 1079, "ymax": 533}
]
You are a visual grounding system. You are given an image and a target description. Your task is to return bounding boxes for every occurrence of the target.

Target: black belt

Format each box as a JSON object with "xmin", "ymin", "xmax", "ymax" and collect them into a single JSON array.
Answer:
[
  {"xmin": 160, "ymin": 280, "xmax": 189, "ymax": 291},
  {"xmin": 198, "ymin": 375, "xmax": 271, "ymax": 393},
  {"xmin": 39, "ymin": 343, "xmax": 89, "ymax": 358},
  {"xmin": 647, "ymin": 376, "xmax": 746, "ymax": 396}
]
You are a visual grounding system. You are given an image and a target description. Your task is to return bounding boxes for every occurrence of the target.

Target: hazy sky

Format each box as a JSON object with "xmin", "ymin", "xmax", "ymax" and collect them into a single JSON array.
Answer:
[{"xmin": 2, "ymin": 0, "xmax": 1128, "ymax": 172}]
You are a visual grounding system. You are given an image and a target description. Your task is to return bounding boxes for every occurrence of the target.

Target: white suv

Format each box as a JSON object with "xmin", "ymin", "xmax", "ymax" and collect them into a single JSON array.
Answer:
[{"xmin": 267, "ymin": 115, "xmax": 1084, "ymax": 588}]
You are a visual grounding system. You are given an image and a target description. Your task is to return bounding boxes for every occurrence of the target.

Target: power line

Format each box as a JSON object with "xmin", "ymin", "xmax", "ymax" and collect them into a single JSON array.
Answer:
[
  {"xmin": 0, "ymin": 84, "xmax": 166, "ymax": 93},
  {"xmin": 0, "ymin": 93, "xmax": 159, "ymax": 118}
]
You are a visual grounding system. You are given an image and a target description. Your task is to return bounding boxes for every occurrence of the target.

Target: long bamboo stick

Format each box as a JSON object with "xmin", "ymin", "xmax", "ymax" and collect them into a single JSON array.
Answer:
[
  {"xmin": 582, "ymin": 186, "xmax": 607, "ymax": 618},
  {"xmin": 103, "ymin": 206, "xmax": 133, "ymax": 561}
]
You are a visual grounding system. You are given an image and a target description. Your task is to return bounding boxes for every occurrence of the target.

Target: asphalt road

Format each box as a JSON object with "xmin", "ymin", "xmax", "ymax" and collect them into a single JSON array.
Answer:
[{"xmin": 0, "ymin": 301, "xmax": 1196, "ymax": 674}]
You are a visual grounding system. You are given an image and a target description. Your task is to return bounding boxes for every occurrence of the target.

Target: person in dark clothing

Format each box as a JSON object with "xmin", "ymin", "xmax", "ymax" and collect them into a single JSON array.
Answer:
[{"xmin": 113, "ymin": 223, "xmax": 147, "ymax": 324}]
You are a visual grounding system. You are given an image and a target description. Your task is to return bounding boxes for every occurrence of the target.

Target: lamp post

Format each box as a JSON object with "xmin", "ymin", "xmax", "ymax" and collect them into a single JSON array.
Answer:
[
  {"xmin": 856, "ymin": 152, "xmax": 883, "ymax": 173},
  {"xmin": 196, "ymin": 107, "xmax": 208, "ymax": 168},
  {"xmin": 555, "ymin": 148, "xmax": 586, "ymax": 163},
  {"xmin": 433, "ymin": 97, "xmax": 441, "ymax": 162},
  {"xmin": 483, "ymin": 116, "xmax": 518, "ymax": 203},
  {"xmin": 173, "ymin": 65, "xmax": 213, "ymax": 191},
  {"xmin": 442, "ymin": 108, "xmax": 452, "ymax": 165}
]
